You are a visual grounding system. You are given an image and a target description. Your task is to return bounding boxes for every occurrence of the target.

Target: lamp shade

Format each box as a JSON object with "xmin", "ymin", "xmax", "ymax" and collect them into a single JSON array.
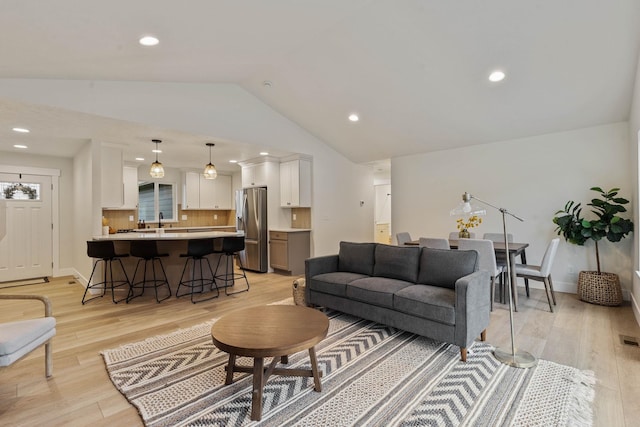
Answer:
[
  {"xmin": 450, "ymin": 192, "xmax": 487, "ymax": 216},
  {"xmin": 203, "ymin": 143, "xmax": 217, "ymax": 179}
]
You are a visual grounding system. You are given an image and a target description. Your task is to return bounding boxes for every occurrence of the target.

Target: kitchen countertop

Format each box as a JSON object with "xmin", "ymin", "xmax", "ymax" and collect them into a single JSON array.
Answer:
[
  {"xmin": 269, "ymin": 228, "xmax": 312, "ymax": 232},
  {"xmin": 131, "ymin": 225, "xmax": 236, "ymax": 232},
  {"xmin": 94, "ymin": 230, "xmax": 243, "ymax": 241}
]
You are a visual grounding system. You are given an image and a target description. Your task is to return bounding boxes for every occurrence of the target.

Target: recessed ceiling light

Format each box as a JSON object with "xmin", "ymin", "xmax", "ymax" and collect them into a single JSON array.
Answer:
[
  {"xmin": 229, "ymin": 160, "xmax": 238, "ymax": 163},
  {"xmin": 13, "ymin": 144, "xmax": 27, "ymax": 149},
  {"xmin": 12, "ymin": 127, "xmax": 29, "ymax": 133},
  {"xmin": 152, "ymin": 149, "xmax": 162, "ymax": 153},
  {"xmin": 488, "ymin": 70, "xmax": 505, "ymax": 82},
  {"xmin": 139, "ymin": 35, "xmax": 159, "ymax": 46},
  {"xmin": 135, "ymin": 157, "xmax": 145, "ymax": 161},
  {"xmin": 260, "ymin": 152, "xmax": 269, "ymax": 156},
  {"xmin": 348, "ymin": 114, "xmax": 359, "ymax": 122}
]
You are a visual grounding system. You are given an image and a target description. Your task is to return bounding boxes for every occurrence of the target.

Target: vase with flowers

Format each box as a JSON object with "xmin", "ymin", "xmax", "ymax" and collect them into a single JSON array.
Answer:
[{"xmin": 456, "ymin": 215, "xmax": 482, "ymax": 238}]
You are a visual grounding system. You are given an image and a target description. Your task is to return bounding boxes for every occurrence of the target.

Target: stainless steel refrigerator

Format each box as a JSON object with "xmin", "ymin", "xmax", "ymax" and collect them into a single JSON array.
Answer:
[{"xmin": 236, "ymin": 187, "xmax": 268, "ymax": 272}]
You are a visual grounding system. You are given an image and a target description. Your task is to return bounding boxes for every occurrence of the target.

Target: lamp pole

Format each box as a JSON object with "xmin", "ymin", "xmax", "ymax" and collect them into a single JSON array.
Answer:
[{"xmin": 461, "ymin": 192, "xmax": 537, "ymax": 368}]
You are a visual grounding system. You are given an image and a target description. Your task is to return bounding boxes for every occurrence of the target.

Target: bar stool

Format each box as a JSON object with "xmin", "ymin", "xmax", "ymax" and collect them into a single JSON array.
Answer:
[
  {"xmin": 213, "ymin": 236, "xmax": 250, "ymax": 295},
  {"xmin": 128, "ymin": 240, "xmax": 172, "ymax": 303},
  {"xmin": 176, "ymin": 238, "xmax": 219, "ymax": 304},
  {"xmin": 83, "ymin": 240, "xmax": 131, "ymax": 304}
]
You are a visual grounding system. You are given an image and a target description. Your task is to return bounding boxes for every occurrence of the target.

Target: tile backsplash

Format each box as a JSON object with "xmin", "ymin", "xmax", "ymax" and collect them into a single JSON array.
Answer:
[{"xmin": 102, "ymin": 206, "xmax": 236, "ymax": 231}]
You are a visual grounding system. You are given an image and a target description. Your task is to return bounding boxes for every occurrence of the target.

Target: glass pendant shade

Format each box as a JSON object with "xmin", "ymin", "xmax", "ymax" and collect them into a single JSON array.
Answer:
[
  {"xmin": 203, "ymin": 143, "xmax": 217, "ymax": 179},
  {"xmin": 150, "ymin": 139, "xmax": 164, "ymax": 178},
  {"xmin": 450, "ymin": 192, "xmax": 487, "ymax": 216}
]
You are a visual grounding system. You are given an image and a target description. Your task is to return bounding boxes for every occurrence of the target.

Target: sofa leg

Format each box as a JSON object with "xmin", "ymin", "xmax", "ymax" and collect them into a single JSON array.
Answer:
[
  {"xmin": 460, "ymin": 347, "xmax": 467, "ymax": 362},
  {"xmin": 480, "ymin": 329, "xmax": 486, "ymax": 341}
]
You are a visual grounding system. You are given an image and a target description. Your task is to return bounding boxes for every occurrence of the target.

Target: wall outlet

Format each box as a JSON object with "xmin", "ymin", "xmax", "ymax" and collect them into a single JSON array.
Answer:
[
  {"xmin": 214, "ymin": 214, "xmax": 218, "ymax": 220},
  {"xmin": 129, "ymin": 215, "xmax": 134, "ymax": 221},
  {"xmin": 567, "ymin": 264, "xmax": 575, "ymax": 274},
  {"xmin": 293, "ymin": 213, "xmax": 297, "ymax": 220},
  {"xmin": 181, "ymin": 214, "xmax": 188, "ymax": 220}
]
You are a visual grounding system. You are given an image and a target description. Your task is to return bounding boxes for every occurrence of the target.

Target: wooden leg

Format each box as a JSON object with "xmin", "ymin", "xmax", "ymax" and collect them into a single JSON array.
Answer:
[
  {"xmin": 225, "ymin": 353, "xmax": 236, "ymax": 385},
  {"xmin": 251, "ymin": 357, "xmax": 264, "ymax": 421},
  {"xmin": 521, "ymin": 250, "xmax": 530, "ymax": 297},
  {"xmin": 543, "ymin": 277, "xmax": 554, "ymax": 313},
  {"xmin": 460, "ymin": 347, "xmax": 467, "ymax": 362},
  {"xmin": 309, "ymin": 346, "xmax": 322, "ymax": 392},
  {"xmin": 548, "ymin": 275, "xmax": 557, "ymax": 305},
  {"xmin": 490, "ymin": 276, "xmax": 496, "ymax": 311},
  {"xmin": 45, "ymin": 341, "xmax": 53, "ymax": 378},
  {"xmin": 480, "ymin": 330, "xmax": 486, "ymax": 341},
  {"xmin": 280, "ymin": 355, "xmax": 288, "ymax": 364}
]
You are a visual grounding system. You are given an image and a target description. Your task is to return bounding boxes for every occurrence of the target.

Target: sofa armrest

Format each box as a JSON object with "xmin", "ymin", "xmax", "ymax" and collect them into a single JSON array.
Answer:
[
  {"xmin": 454, "ymin": 271, "xmax": 491, "ymax": 347},
  {"xmin": 0, "ymin": 294, "xmax": 53, "ymax": 317},
  {"xmin": 305, "ymin": 255, "xmax": 339, "ymax": 283}
]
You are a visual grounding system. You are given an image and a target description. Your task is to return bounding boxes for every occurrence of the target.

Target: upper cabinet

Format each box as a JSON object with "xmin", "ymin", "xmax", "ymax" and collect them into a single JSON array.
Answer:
[
  {"xmin": 101, "ymin": 145, "xmax": 124, "ymax": 208},
  {"xmin": 241, "ymin": 163, "xmax": 268, "ymax": 188},
  {"xmin": 280, "ymin": 159, "xmax": 311, "ymax": 207},
  {"xmin": 182, "ymin": 171, "xmax": 232, "ymax": 210},
  {"xmin": 122, "ymin": 166, "xmax": 139, "ymax": 210}
]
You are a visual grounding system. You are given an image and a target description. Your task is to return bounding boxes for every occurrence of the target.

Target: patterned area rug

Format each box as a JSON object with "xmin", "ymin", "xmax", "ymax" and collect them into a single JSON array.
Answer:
[{"xmin": 102, "ymin": 310, "xmax": 595, "ymax": 427}]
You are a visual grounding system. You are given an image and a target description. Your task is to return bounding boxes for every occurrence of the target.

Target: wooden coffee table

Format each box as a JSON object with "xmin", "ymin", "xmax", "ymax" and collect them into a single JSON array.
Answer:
[{"xmin": 211, "ymin": 305, "xmax": 329, "ymax": 421}]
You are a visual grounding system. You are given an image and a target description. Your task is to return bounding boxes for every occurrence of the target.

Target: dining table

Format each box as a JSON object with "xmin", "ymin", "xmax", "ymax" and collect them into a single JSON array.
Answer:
[{"xmin": 406, "ymin": 239, "xmax": 529, "ymax": 311}]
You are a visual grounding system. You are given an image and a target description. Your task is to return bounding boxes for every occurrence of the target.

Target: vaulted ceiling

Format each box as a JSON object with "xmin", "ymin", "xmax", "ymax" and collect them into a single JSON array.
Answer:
[{"xmin": 1, "ymin": 0, "xmax": 639, "ymax": 170}]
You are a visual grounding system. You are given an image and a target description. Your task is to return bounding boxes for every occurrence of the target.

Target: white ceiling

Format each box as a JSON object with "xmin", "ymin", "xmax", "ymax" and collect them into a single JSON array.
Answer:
[{"xmin": 0, "ymin": 0, "xmax": 639, "ymax": 170}]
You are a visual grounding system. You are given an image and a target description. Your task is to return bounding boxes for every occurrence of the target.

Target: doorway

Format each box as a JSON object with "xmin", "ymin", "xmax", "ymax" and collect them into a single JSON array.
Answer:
[{"xmin": 0, "ymin": 173, "xmax": 53, "ymax": 282}]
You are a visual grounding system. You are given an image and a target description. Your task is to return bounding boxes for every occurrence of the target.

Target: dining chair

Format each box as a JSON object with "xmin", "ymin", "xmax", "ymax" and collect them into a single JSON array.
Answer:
[
  {"xmin": 482, "ymin": 233, "xmax": 513, "ymax": 243},
  {"xmin": 396, "ymin": 232, "xmax": 412, "ymax": 246},
  {"xmin": 457, "ymin": 239, "xmax": 503, "ymax": 311},
  {"xmin": 449, "ymin": 231, "xmax": 476, "ymax": 240},
  {"xmin": 515, "ymin": 238, "xmax": 560, "ymax": 312},
  {"xmin": 418, "ymin": 237, "xmax": 450, "ymax": 249}
]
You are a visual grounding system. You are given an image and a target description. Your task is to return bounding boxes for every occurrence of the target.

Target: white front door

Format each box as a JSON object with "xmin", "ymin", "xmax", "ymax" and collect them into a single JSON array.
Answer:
[{"xmin": 0, "ymin": 173, "xmax": 53, "ymax": 282}]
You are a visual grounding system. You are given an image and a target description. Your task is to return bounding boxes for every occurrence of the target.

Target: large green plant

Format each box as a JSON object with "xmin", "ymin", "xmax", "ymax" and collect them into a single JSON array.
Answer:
[{"xmin": 553, "ymin": 187, "xmax": 633, "ymax": 274}]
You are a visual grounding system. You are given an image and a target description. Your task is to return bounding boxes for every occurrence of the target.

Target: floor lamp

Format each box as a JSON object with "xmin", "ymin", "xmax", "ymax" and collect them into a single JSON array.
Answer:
[{"xmin": 452, "ymin": 192, "xmax": 537, "ymax": 368}]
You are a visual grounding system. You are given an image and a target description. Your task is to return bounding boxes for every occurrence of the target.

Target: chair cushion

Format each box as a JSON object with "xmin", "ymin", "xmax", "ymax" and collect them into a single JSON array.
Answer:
[
  {"xmin": 373, "ymin": 244, "xmax": 421, "ymax": 283},
  {"xmin": 338, "ymin": 242, "xmax": 376, "ymax": 276},
  {"xmin": 308, "ymin": 272, "xmax": 369, "ymax": 297},
  {"xmin": 346, "ymin": 277, "xmax": 413, "ymax": 308},
  {"xmin": 0, "ymin": 317, "xmax": 56, "ymax": 357},
  {"xmin": 394, "ymin": 284, "xmax": 456, "ymax": 325},
  {"xmin": 417, "ymin": 248, "xmax": 478, "ymax": 289},
  {"xmin": 515, "ymin": 264, "xmax": 544, "ymax": 277}
]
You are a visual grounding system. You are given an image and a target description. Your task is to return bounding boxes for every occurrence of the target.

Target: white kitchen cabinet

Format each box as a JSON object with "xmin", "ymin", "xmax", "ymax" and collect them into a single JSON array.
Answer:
[
  {"xmin": 241, "ymin": 163, "xmax": 268, "ymax": 188},
  {"xmin": 280, "ymin": 159, "xmax": 311, "ymax": 207},
  {"xmin": 122, "ymin": 166, "xmax": 139, "ymax": 209},
  {"xmin": 182, "ymin": 171, "xmax": 232, "ymax": 210},
  {"xmin": 101, "ymin": 146, "xmax": 124, "ymax": 208}
]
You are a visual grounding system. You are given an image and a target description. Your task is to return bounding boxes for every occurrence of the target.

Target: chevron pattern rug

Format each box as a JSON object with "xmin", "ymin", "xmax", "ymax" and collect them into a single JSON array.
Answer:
[{"xmin": 102, "ymin": 310, "xmax": 595, "ymax": 427}]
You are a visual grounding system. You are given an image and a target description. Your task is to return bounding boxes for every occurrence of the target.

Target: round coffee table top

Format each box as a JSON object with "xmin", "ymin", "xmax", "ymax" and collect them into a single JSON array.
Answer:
[{"xmin": 211, "ymin": 305, "xmax": 329, "ymax": 358}]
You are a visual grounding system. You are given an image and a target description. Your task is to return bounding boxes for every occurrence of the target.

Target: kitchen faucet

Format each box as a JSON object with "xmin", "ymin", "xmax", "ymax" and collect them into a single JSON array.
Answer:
[{"xmin": 158, "ymin": 211, "xmax": 164, "ymax": 228}]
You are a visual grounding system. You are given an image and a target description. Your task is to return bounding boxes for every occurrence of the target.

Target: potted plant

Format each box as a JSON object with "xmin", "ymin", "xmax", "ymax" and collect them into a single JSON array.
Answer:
[{"xmin": 552, "ymin": 187, "xmax": 633, "ymax": 305}]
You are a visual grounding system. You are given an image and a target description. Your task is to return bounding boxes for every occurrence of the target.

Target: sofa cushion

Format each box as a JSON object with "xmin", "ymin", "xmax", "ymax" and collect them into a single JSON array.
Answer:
[
  {"xmin": 346, "ymin": 277, "xmax": 413, "ymax": 308},
  {"xmin": 394, "ymin": 284, "xmax": 456, "ymax": 325},
  {"xmin": 338, "ymin": 242, "xmax": 376, "ymax": 276},
  {"xmin": 372, "ymin": 244, "xmax": 421, "ymax": 283},
  {"xmin": 309, "ymin": 272, "xmax": 369, "ymax": 297},
  {"xmin": 417, "ymin": 248, "xmax": 478, "ymax": 289}
]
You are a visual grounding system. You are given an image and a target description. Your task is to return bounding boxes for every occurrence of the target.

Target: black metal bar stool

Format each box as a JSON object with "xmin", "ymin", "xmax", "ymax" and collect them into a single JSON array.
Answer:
[
  {"xmin": 83, "ymin": 240, "xmax": 131, "ymax": 304},
  {"xmin": 128, "ymin": 240, "xmax": 172, "ymax": 303},
  {"xmin": 176, "ymin": 238, "xmax": 219, "ymax": 303},
  {"xmin": 213, "ymin": 236, "xmax": 250, "ymax": 295}
]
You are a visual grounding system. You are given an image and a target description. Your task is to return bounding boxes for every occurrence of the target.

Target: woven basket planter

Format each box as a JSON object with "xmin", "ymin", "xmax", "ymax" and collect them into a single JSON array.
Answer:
[
  {"xmin": 577, "ymin": 271, "xmax": 622, "ymax": 306},
  {"xmin": 292, "ymin": 278, "xmax": 307, "ymax": 306}
]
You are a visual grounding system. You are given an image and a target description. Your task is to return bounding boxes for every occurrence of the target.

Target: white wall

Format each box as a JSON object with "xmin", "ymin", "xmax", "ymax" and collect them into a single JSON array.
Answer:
[
  {"xmin": 392, "ymin": 122, "xmax": 633, "ymax": 295},
  {"xmin": 0, "ymin": 79, "xmax": 374, "ymax": 257},
  {"xmin": 628, "ymin": 52, "xmax": 640, "ymax": 325}
]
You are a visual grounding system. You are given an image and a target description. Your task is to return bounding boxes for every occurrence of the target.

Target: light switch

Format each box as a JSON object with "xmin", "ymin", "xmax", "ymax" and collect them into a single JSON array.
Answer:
[
  {"xmin": 293, "ymin": 214, "xmax": 297, "ymax": 220},
  {"xmin": 214, "ymin": 214, "xmax": 218, "ymax": 220},
  {"xmin": 129, "ymin": 215, "xmax": 134, "ymax": 221},
  {"xmin": 181, "ymin": 214, "xmax": 188, "ymax": 220}
]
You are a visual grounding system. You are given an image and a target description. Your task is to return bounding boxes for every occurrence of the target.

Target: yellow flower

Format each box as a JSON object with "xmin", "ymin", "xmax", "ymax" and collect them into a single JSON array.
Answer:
[{"xmin": 456, "ymin": 215, "xmax": 482, "ymax": 231}]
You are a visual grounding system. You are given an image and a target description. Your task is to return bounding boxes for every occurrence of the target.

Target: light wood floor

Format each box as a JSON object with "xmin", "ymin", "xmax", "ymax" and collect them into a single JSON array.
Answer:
[{"xmin": 1, "ymin": 274, "xmax": 639, "ymax": 426}]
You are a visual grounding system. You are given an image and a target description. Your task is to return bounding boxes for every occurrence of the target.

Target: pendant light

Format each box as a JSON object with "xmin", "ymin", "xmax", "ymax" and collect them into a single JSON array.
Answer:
[
  {"xmin": 203, "ymin": 143, "xmax": 217, "ymax": 179},
  {"xmin": 150, "ymin": 139, "xmax": 165, "ymax": 178}
]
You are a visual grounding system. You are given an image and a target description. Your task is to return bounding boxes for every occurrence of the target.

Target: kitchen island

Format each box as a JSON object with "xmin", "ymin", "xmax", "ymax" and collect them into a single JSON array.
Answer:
[{"xmin": 90, "ymin": 230, "xmax": 245, "ymax": 297}]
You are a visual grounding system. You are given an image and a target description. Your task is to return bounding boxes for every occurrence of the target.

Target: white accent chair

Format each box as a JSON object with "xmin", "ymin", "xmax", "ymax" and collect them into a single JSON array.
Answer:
[
  {"xmin": 515, "ymin": 238, "xmax": 560, "ymax": 312},
  {"xmin": 0, "ymin": 294, "xmax": 56, "ymax": 377},
  {"xmin": 418, "ymin": 237, "xmax": 450, "ymax": 250},
  {"xmin": 457, "ymin": 239, "xmax": 503, "ymax": 311},
  {"xmin": 449, "ymin": 231, "xmax": 476, "ymax": 239},
  {"xmin": 396, "ymin": 232, "xmax": 412, "ymax": 246}
]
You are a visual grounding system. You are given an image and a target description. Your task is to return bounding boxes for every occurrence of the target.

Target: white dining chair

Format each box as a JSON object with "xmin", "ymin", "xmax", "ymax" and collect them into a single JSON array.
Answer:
[
  {"xmin": 418, "ymin": 237, "xmax": 450, "ymax": 249},
  {"xmin": 482, "ymin": 233, "xmax": 513, "ymax": 243},
  {"xmin": 449, "ymin": 231, "xmax": 476, "ymax": 240},
  {"xmin": 457, "ymin": 239, "xmax": 503, "ymax": 311},
  {"xmin": 515, "ymin": 238, "xmax": 560, "ymax": 312},
  {"xmin": 396, "ymin": 232, "xmax": 412, "ymax": 246}
]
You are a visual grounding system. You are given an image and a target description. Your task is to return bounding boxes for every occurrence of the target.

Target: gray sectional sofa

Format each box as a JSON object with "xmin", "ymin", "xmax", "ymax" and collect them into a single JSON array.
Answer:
[{"xmin": 305, "ymin": 241, "xmax": 491, "ymax": 361}]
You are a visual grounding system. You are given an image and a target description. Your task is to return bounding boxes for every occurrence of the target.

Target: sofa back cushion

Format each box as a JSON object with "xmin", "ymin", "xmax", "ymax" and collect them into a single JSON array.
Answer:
[
  {"xmin": 338, "ymin": 242, "xmax": 376, "ymax": 276},
  {"xmin": 417, "ymin": 248, "xmax": 478, "ymax": 289},
  {"xmin": 373, "ymin": 244, "xmax": 421, "ymax": 283}
]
